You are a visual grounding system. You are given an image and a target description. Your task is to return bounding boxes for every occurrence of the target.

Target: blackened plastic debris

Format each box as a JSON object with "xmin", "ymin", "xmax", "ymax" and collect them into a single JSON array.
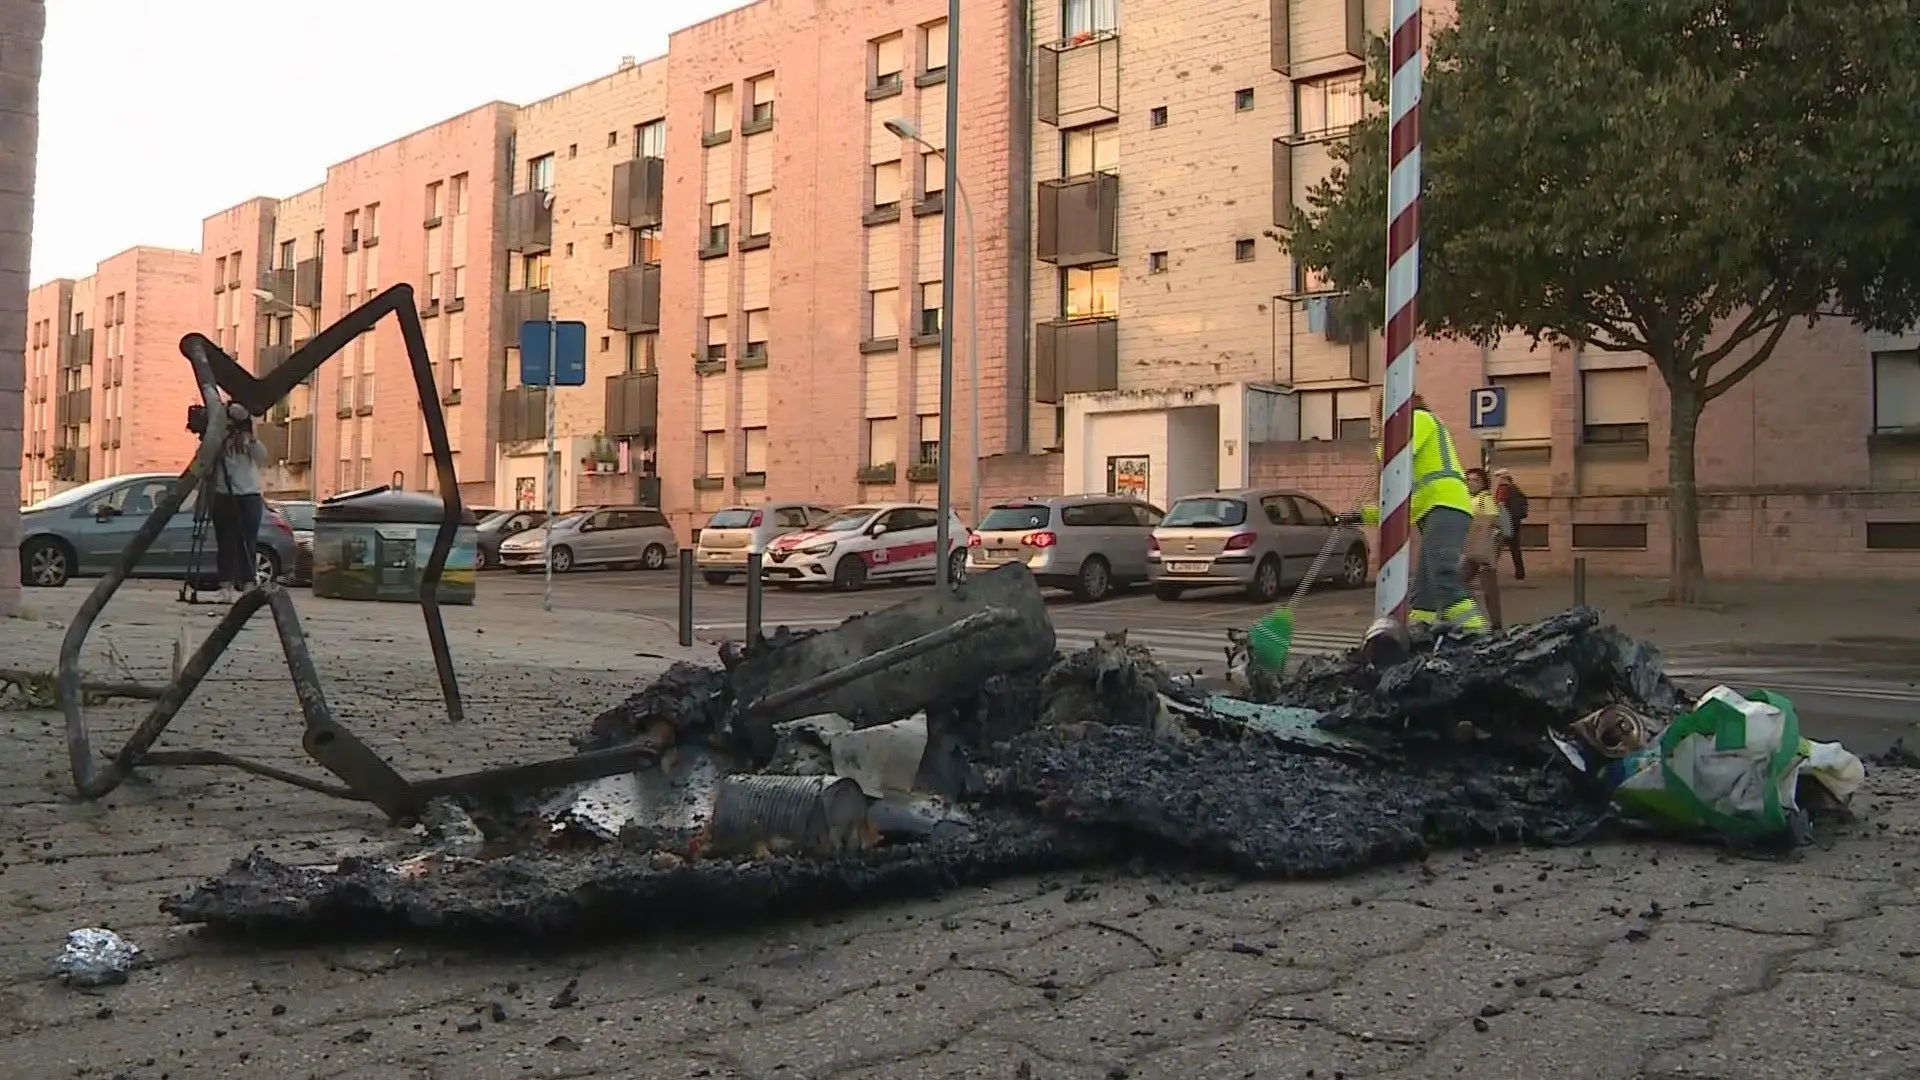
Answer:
[{"xmin": 578, "ymin": 661, "xmax": 731, "ymax": 752}]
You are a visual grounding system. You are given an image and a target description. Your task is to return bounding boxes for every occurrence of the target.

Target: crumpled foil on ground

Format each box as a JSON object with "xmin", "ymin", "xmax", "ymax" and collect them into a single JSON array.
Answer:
[
  {"xmin": 52, "ymin": 928, "xmax": 141, "ymax": 988},
  {"xmin": 163, "ymin": 612, "xmax": 1654, "ymax": 936}
]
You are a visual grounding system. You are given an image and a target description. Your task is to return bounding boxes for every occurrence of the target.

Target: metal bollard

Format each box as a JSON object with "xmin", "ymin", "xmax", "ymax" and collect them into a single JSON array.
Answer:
[
  {"xmin": 745, "ymin": 552, "xmax": 764, "ymax": 647},
  {"xmin": 678, "ymin": 549, "xmax": 695, "ymax": 647},
  {"xmin": 1572, "ymin": 556, "xmax": 1587, "ymax": 608}
]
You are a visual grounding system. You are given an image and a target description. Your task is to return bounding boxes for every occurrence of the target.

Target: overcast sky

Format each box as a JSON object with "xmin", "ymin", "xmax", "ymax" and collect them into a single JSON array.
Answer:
[{"xmin": 30, "ymin": 0, "xmax": 743, "ymax": 284}]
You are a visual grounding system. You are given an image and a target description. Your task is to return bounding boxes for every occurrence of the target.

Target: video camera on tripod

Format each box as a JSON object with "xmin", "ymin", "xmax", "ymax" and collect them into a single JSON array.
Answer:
[{"xmin": 187, "ymin": 401, "xmax": 252, "ymax": 436}]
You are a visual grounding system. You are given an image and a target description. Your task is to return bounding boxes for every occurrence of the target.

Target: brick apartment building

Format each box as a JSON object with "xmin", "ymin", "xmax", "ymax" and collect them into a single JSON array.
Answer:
[
  {"xmin": 18, "ymin": 0, "xmax": 1920, "ymax": 580},
  {"xmin": 21, "ymin": 247, "xmax": 202, "ymax": 504}
]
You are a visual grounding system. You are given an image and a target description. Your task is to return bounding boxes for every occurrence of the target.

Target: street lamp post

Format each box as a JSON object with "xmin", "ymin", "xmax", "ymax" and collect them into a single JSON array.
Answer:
[
  {"xmin": 884, "ymin": 116, "xmax": 981, "ymax": 537},
  {"xmin": 251, "ymin": 288, "xmax": 319, "ymax": 500}
]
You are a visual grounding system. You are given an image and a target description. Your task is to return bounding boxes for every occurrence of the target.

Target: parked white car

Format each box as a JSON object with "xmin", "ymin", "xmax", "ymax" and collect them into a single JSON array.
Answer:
[
  {"xmin": 695, "ymin": 502, "xmax": 837, "ymax": 584},
  {"xmin": 760, "ymin": 502, "xmax": 971, "ymax": 591}
]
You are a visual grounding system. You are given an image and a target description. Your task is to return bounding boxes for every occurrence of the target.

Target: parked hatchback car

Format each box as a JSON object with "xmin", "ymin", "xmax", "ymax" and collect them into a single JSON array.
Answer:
[
  {"xmin": 497, "ymin": 505, "xmax": 677, "ymax": 573},
  {"xmin": 968, "ymin": 494, "xmax": 1163, "ymax": 601},
  {"xmin": 696, "ymin": 502, "xmax": 837, "ymax": 584},
  {"xmin": 1148, "ymin": 488, "xmax": 1369, "ymax": 602},
  {"xmin": 761, "ymin": 503, "xmax": 971, "ymax": 591},
  {"xmin": 19, "ymin": 473, "xmax": 299, "ymax": 589},
  {"xmin": 474, "ymin": 509, "xmax": 549, "ymax": 570}
]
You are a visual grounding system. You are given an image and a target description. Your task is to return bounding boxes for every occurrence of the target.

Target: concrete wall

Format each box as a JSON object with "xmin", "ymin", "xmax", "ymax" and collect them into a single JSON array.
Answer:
[{"xmin": 0, "ymin": 0, "xmax": 43, "ymax": 614}]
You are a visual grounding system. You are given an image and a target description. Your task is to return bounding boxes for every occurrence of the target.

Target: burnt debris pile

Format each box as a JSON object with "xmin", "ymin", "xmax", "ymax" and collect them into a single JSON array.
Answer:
[{"xmin": 163, "ymin": 569, "xmax": 1723, "ymax": 937}]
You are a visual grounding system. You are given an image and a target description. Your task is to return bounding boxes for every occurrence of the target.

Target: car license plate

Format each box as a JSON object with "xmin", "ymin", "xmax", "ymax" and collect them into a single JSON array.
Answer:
[
  {"xmin": 1165, "ymin": 560, "xmax": 1209, "ymax": 574},
  {"xmin": 984, "ymin": 549, "xmax": 1020, "ymax": 563}
]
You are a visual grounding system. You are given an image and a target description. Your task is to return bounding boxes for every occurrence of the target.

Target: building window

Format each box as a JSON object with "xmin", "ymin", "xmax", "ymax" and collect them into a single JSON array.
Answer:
[
  {"xmin": 626, "ymin": 332, "xmax": 657, "ymax": 373},
  {"xmin": 748, "ymin": 74, "xmax": 775, "ymax": 123},
  {"xmin": 700, "ymin": 431, "xmax": 726, "ymax": 477},
  {"xmin": 363, "ymin": 203, "xmax": 381, "ymax": 240},
  {"xmin": 425, "ymin": 181, "xmax": 443, "ymax": 221},
  {"xmin": 704, "ymin": 315, "xmax": 728, "ymax": 361},
  {"xmin": 872, "ymin": 160, "xmax": 903, "ymax": 210},
  {"xmin": 526, "ymin": 154, "xmax": 554, "ymax": 192},
  {"xmin": 1235, "ymin": 88, "xmax": 1255, "ymax": 111},
  {"xmin": 636, "ymin": 119, "xmax": 665, "ymax": 158},
  {"xmin": 1235, "ymin": 238, "xmax": 1256, "ymax": 262},
  {"xmin": 707, "ymin": 86, "xmax": 735, "ymax": 136},
  {"xmin": 1062, "ymin": 265, "xmax": 1119, "ymax": 319},
  {"xmin": 1299, "ymin": 388, "xmax": 1374, "ymax": 441},
  {"xmin": 278, "ymin": 239, "xmax": 297, "ymax": 268},
  {"xmin": 743, "ymin": 426, "xmax": 769, "ymax": 474},
  {"xmin": 866, "ymin": 417, "xmax": 898, "ymax": 466},
  {"xmin": 748, "ymin": 191, "xmax": 773, "ymax": 237},
  {"xmin": 344, "ymin": 210, "xmax": 359, "ymax": 245},
  {"xmin": 1296, "ymin": 72, "xmax": 1364, "ymax": 137},
  {"xmin": 449, "ymin": 173, "xmax": 469, "ymax": 215},
  {"xmin": 1581, "ymin": 367, "xmax": 1652, "ymax": 444},
  {"xmin": 631, "ymin": 224, "xmax": 662, "ymax": 266},
  {"xmin": 1062, "ymin": 0, "xmax": 1118, "ymax": 37},
  {"xmin": 450, "ymin": 266, "xmax": 466, "ymax": 300},
  {"xmin": 922, "ymin": 19, "xmax": 949, "ymax": 72},
  {"xmin": 706, "ymin": 201, "xmax": 730, "ymax": 250},
  {"xmin": 919, "ymin": 282, "xmax": 942, "ymax": 336},
  {"xmin": 746, "ymin": 309, "xmax": 770, "ymax": 361},
  {"xmin": 1292, "ymin": 260, "xmax": 1334, "ymax": 294},
  {"xmin": 1149, "ymin": 106, "xmax": 1168, "ymax": 128},
  {"xmin": 869, "ymin": 288, "xmax": 899, "ymax": 340},
  {"xmin": 872, "ymin": 34, "xmax": 904, "ymax": 90},
  {"xmin": 1148, "ymin": 251, "xmax": 1168, "ymax": 274},
  {"xmin": 922, "ymin": 151, "xmax": 945, "ymax": 195},
  {"xmin": 426, "ymin": 271, "xmax": 441, "ymax": 302},
  {"xmin": 1062, "ymin": 122, "xmax": 1117, "ymax": 176},
  {"xmin": 521, "ymin": 252, "xmax": 551, "ymax": 291},
  {"xmin": 214, "ymin": 255, "xmax": 227, "ymax": 287},
  {"xmin": 917, "ymin": 415, "xmax": 940, "ymax": 465},
  {"xmin": 1873, "ymin": 350, "xmax": 1920, "ymax": 433}
]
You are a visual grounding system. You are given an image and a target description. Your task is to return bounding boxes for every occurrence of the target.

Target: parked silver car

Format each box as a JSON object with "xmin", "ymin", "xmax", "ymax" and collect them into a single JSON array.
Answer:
[
  {"xmin": 968, "ymin": 494, "xmax": 1164, "ymax": 601},
  {"xmin": 18, "ymin": 473, "xmax": 299, "ymax": 589},
  {"xmin": 498, "ymin": 504, "xmax": 678, "ymax": 573},
  {"xmin": 1149, "ymin": 488, "xmax": 1370, "ymax": 602},
  {"xmin": 695, "ymin": 502, "xmax": 836, "ymax": 584}
]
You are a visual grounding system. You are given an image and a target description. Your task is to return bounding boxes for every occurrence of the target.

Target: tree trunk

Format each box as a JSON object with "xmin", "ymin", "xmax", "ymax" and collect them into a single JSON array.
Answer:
[
  {"xmin": 1665, "ymin": 377, "xmax": 1707, "ymax": 604},
  {"xmin": 0, "ymin": 1, "xmax": 45, "ymax": 618}
]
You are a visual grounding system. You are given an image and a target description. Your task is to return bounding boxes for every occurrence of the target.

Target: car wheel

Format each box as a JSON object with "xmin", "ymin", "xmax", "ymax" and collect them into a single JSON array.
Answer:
[
  {"xmin": 475, "ymin": 547, "xmax": 493, "ymax": 571},
  {"xmin": 21, "ymin": 538, "xmax": 71, "ymax": 588},
  {"xmin": 703, "ymin": 571, "xmax": 732, "ymax": 586},
  {"xmin": 254, "ymin": 546, "xmax": 282, "ymax": 586},
  {"xmin": 946, "ymin": 550, "xmax": 967, "ymax": 588},
  {"xmin": 1073, "ymin": 556, "xmax": 1112, "ymax": 602},
  {"xmin": 1337, "ymin": 544, "xmax": 1369, "ymax": 588},
  {"xmin": 832, "ymin": 556, "xmax": 867, "ymax": 592},
  {"xmin": 1153, "ymin": 584, "xmax": 1185, "ymax": 602},
  {"xmin": 1247, "ymin": 556, "xmax": 1283, "ymax": 603},
  {"xmin": 641, "ymin": 544, "xmax": 668, "ymax": 570},
  {"xmin": 551, "ymin": 545, "xmax": 575, "ymax": 573}
]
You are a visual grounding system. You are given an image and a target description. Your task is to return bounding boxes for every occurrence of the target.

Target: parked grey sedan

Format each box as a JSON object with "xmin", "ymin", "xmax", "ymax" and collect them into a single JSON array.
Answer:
[
  {"xmin": 18, "ymin": 473, "xmax": 299, "ymax": 588},
  {"xmin": 1148, "ymin": 488, "xmax": 1370, "ymax": 602}
]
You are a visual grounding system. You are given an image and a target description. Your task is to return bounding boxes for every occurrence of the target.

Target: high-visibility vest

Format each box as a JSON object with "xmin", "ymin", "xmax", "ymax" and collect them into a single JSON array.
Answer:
[{"xmin": 1375, "ymin": 407, "xmax": 1474, "ymax": 523}]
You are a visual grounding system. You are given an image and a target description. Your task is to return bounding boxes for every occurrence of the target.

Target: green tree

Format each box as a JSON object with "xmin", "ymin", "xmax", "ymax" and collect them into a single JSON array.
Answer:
[{"xmin": 1282, "ymin": 0, "xmax": 1920, "ymax": 602}]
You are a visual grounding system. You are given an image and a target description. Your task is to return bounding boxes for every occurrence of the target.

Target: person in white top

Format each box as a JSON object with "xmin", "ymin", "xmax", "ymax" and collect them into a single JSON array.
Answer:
[{"xmin": 208, "ymin": 401, "xmax": 270, "ymax": 601}]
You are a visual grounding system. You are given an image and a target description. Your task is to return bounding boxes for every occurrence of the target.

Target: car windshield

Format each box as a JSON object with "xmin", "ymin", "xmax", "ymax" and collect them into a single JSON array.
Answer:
[
  {"xmin": 812, "ymin": 507, "xmax": 877, "ymax": 532},
  {"xmin": 980, "ymin": 504, "xmax": 1051, "ymax": 531},
  {"xmin": 1163, "ymin": 497, "xmax": 1247, "ymax": 528},
  {"xmin": 477, "ymin": 511, "xmax": 513, "ymax": 530},
  {"xmin": 706, "ymin": 508, "xmax": 759, "ymax": 529},
  {"xmin": 545, "ymin": 513, "xmax": 585, "ymax": 530},
  {"xmin": 275, "ymin": 503, "xmax": 315, "ymax": 531},
  {"xmin": 24, "ymin": 476, "xmax": 131, "ymax": 513}
]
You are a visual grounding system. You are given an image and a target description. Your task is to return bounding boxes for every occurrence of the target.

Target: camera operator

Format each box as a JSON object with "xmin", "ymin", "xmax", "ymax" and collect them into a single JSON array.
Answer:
[{"xmin": 208, "ymin": 401, "xmax": 269, "ymax": 601}]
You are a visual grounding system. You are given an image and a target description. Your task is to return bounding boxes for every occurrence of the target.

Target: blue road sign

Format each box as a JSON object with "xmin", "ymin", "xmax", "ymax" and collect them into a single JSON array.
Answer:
[
  {"xmin": 519, "ymin": 319, "xmax": 588, "ymax": 387},
  {"xmin": 1468, "ymin": 385, "xmax": 1507, "ymax": 430}
]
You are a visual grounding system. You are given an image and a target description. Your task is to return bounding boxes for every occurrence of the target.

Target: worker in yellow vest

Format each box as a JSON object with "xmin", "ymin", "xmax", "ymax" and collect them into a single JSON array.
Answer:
[{"xmin": 1337, "ymin": 395, "xmax": 1490, "ymax": 633}]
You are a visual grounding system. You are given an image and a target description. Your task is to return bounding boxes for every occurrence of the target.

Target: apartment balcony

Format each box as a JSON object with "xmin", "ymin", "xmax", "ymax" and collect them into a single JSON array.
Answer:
[
  {"xmin": 258, "ymin": 266, "xmax": 295, "ymax": 306},
  {"xmin": 293, "ymin": 257, "xmax": 323, "ymax": 308},
  {"xmin": 498, "ymin": 385, "xmax": 548, "ymax": 444},
  {"xmin": 1036, "ymin": 171, "xmax": 1120, "ymax": 267},
  {"xmin": 611, "ymin": 156, "xmax": 665, "ymax": 228},
  {"xmin": 605, "ymin": 371, "xmax": 659, "ymax": 438},
  {"xmin": 61, "ymin": 328, "xmax": 93, "ymax": 369},
  {"xmin": 505, "ymin": 287, "xmax": 551, "ymax": 330},
  {"xmin": 1033, "ymin": 316, "xmax": 1119, "ymax": 403},
  {"xmin": 258, "ymin": 342, "xmax": 292, "ymax": 377},
  {"xmin": 506, "ymin": 189, "xmax": 553, "ymax": 254},
  {"xmin": 55, "ymin": 388, "xmax": 92, "ymax": 427},
  {"xmin": 607, "ymin": 264, "xmax": 661, "ymax": 332},
  {"xmin": 52, "ymin": 444, "xmax": 90, "ymax": 482},
  {"xmin": 285, "ymin": 416, "xmax": 314, "ymax": 465},
  {"xmin": 1036, "ymin": 30, "xmax": 1119, "ymax": 127},
  {"xmin": 258, "ymin": 420, "xmax": 290, "ymax": 463},
  {"xmin": 1276, "ymin": 294, "xmax": 1372, "ymax": 384}
]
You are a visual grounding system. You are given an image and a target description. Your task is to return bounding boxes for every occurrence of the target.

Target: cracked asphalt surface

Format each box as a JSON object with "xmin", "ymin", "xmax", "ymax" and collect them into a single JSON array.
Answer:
[{"xmin": 3, "ymin": 583, "xmax": 1918, "ymax": 1079}]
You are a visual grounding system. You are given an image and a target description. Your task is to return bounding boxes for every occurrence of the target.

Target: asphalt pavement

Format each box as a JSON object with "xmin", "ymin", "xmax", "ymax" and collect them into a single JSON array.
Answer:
[{"xmin": 481, "ymin": 566, "xmax": 1920, "ymax": 755}]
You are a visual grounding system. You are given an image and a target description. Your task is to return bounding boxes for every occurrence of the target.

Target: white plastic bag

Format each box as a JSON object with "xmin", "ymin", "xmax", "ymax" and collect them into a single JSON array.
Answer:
[{"xmin": 1609, "ymin": 686, "xmax": 1806, "ymax": 837}]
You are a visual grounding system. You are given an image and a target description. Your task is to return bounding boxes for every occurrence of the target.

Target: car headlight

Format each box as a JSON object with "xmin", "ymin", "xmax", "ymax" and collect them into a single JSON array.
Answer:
[{"xmin": 799, "ymin": 542, "xmax": 836, "ymax": 557}]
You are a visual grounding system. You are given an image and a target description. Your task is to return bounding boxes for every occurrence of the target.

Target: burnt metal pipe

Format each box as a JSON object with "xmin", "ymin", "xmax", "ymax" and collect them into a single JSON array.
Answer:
[
  {"xmin": 678, "ymin": 548, "xmax": 695, "ymax": 647},
  {"xmin": 744, "ymin": 605, "xmax": 1018, "ymax": 716},
  {"xmin": 744, "ymin": 551, "xmax": 764, "ymax": 646}
]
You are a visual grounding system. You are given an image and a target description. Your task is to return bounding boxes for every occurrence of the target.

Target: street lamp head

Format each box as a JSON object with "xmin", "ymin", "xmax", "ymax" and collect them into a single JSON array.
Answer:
[
  {"xmin": 251, "ymin": 289, "xmax": 275, "ymax": 304},
  {"xmin": 884, "ymin": 118, "xmax": 922, "ymax": 142}
]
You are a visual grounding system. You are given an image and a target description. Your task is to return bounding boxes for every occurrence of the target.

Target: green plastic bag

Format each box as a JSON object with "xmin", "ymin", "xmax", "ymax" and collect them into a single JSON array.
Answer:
[{"xmin": 1609, "ymin": 687, "xmax": 1805, "ymax": 838}]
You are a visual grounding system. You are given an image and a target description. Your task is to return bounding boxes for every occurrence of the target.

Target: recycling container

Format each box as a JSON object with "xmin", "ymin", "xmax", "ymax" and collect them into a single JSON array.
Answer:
[{"xmin": 311, "ymin": 487, "xmax": 479, "ymax": 604}]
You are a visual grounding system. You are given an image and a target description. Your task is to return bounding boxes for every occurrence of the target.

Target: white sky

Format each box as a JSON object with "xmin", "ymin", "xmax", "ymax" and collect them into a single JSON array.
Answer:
[{"xmin": 30, "ymin": 0, "xmax": 745, "ymax": 283}]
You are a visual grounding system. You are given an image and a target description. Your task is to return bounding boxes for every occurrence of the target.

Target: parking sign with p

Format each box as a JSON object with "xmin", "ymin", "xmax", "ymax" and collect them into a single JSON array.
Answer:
[{"xmin": 1469, "ymin": 386, "xmax": 1506, "ymax": 434}]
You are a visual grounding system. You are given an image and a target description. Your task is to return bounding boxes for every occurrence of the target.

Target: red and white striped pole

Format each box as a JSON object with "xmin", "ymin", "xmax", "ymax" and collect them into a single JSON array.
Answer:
[{"xmin": 1374, "ymin": 0, "xmax": 1423, "ymax": 625}]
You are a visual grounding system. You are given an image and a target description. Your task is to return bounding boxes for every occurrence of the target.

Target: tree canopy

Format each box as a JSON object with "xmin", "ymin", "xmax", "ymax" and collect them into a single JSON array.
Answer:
[{"xmin": 1284, "ymin": 0, "xmax": 1920, "ymax": 599}]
